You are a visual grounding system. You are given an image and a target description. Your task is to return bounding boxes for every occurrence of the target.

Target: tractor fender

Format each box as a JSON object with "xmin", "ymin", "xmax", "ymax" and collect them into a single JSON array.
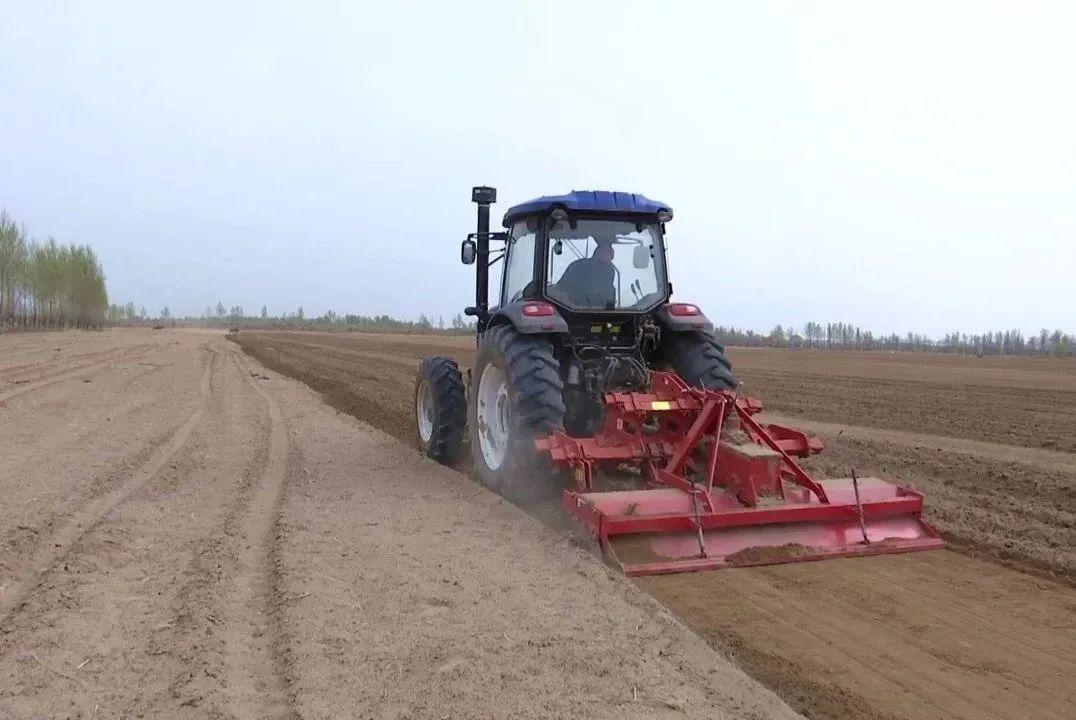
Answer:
[
  {"xmin": 654, "ymin": 303, "xmax": 715, "ymax": 334},
  {"xmin": 488, "ymin": 301, "xmax": 570, "ymax": 335}
]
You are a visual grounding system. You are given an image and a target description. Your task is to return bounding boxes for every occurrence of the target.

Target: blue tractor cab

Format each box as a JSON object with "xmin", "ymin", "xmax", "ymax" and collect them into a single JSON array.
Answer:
[{"xmin": 463, "ymin": 189, "xmax": 678, "ymax": 328}]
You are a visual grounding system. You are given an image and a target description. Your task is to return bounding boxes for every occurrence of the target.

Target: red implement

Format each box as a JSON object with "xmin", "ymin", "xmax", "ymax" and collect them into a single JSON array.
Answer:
[{"xmin": 536, "ymin": 371, "xmax": 943, "ymax": 576}]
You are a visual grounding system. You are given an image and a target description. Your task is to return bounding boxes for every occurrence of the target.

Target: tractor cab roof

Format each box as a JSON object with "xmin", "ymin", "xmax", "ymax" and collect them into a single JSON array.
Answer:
[{"xmin": 502, "ymin": 190, "xmax": 672, "ymax": 227}]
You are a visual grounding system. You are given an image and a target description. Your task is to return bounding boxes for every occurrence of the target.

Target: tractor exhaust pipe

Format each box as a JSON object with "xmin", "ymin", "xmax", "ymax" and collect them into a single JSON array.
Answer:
[{"xmin": 471, "ymin": 186, "xmax": 497, "ymax": 332}]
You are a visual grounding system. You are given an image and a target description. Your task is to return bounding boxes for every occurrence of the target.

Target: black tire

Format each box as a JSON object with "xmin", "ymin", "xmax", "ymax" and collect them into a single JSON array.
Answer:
[
  {"xmin": 468, "ymin": 325, "xmax": 565, "ymax": 500},
  {"xmin": 415, "ymin": 356, "xmax": 467, "ymax": 464},
  {"xmin": 664, "ymin": 331, "xmax": 738, "ymax": 391}
]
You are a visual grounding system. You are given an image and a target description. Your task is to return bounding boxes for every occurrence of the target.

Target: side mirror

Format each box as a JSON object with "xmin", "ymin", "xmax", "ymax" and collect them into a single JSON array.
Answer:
[
  {"xmin": 633, "ymin": 244, "xmax": 651, "ymax": 269},
  {"xmin": 553, "ymin": 239, "xmax": 563, "ymax": 256},
  {"xmin": 461, "ymin": 239, "xmax": 477, "ymax": 265}
]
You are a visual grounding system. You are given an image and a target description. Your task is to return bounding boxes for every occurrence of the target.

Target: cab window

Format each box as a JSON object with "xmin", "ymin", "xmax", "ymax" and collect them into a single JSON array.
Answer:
[
  {"xmin": 546, "ymin": 219, "xmax": 666, "ymax": 310},
  {"xmin": 501, "ymin": 219, "xmax": 537, "ymax": 304}
]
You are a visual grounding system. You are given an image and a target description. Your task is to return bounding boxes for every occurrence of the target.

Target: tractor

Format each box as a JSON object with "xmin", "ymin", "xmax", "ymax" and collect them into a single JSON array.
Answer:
[{"xmin": 414, "ymin": 187, "xmax": 942, "ymax": 575}]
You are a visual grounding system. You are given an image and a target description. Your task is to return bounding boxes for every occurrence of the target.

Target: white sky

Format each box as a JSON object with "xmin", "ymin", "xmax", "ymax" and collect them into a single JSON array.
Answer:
[{"xmin": 1, "ymin": 1, "xmax": 1073, "ymax": 335}]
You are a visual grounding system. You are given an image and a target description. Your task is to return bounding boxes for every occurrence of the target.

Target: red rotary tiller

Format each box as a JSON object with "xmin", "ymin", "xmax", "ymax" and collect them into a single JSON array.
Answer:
[{"xmin": 537, "ymin": 371, "xmax": 943, "ymax": 576}]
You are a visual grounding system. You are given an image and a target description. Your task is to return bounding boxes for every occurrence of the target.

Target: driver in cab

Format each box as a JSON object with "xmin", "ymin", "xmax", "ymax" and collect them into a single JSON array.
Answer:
[{"xmin": 550, "ymin": 239, "xmax": 616, "ymax": 308}]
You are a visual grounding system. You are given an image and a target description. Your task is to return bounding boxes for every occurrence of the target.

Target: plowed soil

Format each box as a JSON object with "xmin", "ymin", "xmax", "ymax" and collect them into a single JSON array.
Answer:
[
  {"xmin": 0, "ymin": 329, "xmax": 797, "ymax": 719},
  {"xmin": 733, "ymin": 347, "xmax": 1076, "ymax": 452},
  {"xmin": 234, "ymin": 330, "xmax": 1076, "ymax": 720}
]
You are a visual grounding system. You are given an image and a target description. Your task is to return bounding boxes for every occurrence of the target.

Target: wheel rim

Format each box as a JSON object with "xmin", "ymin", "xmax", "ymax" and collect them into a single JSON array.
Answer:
[
  {"xmin": 476, "ymin": 363, "xmax": 509, "ymax": 471},
  {"xmin": 416, "ymin": 380, "xmax": 434, "ymax": 444}
]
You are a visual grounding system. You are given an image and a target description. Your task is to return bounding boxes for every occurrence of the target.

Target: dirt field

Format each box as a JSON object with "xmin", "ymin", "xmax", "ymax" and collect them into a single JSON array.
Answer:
[
  {"xmin": 233, "ymin": 330, "xmax": 1076, "ymax": 720},
  {"xmin": 0, "ymin": 329, "xmax": 800, "ymax": 719}
]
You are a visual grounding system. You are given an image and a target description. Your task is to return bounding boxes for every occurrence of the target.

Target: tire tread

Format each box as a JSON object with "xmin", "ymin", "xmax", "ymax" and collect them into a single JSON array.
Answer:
[
  {"xmin": 664, "ymin": 331, "xmax": 738, "ymax": 390},
  {"xmin": 416, "ymin": 356, "xmax": 467, "ymax": 463}
]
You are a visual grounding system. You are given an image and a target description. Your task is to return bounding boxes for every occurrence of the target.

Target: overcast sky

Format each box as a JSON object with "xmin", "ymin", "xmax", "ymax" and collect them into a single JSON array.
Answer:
[{"xmin": 1, "ymin": 1, "xmax": 1072, "ymax": 335}]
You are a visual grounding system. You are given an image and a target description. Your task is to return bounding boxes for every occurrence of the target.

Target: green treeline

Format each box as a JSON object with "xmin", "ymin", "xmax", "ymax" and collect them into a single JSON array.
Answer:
[
  {"xmin": 716, "ymin": 321, "xmax": 1075, "ymax": 357},
  {"xmin": 0, "ymin": 210, "xmax": 108, "ymax": 328}
]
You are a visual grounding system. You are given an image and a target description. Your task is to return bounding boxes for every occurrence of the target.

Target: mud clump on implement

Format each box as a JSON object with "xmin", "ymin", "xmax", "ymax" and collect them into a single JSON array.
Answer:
[
  {"xmin": 725, "ymin": 543, "xmax": 813, "ymax": 566},
  {"xmin": 609, "ymin": 536, "xmax": 816, "ymax": 568}
]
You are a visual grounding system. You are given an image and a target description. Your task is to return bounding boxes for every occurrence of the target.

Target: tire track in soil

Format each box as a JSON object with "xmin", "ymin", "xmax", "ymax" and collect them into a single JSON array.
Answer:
[
  {"xmin": 148, "ymin": 343, "xmax": 286, "ymax": 716},
  {"xmin": 1, "ymin": 364, "xmax": 179, "ymax": 553},
  {"xmin": 215, "ymin": 348, "xmax": 297, "ymax": 719},
  {"xmin": 157, "ymin": 354, "xmax": 273, "ymax": 713},
  {"xmin": 0, "ymin": 342, "xmax": 153, "ymax": 379},
  {"xmin": 0, "ymin": 342, "xmax": 159, "ymax": 404},
  {"xmin": 0, "ymin": 399, "xmax": 183, "ymax": 610},
  {"xmin": 0, "ymin": 345, "xmax": 214, "ymax": 627}
]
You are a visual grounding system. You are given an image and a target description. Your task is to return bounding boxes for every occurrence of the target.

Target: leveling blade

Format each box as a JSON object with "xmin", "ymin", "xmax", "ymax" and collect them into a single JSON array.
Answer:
[{"xmin": 565, "ymin": 479, "xmax": 943, "ymax": 576}]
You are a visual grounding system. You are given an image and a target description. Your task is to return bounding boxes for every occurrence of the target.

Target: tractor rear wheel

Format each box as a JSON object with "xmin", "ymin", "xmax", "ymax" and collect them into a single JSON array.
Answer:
[
  {"xmin": 469, "ymin": 325, "xmax": 565, "ymax": 501},
  {"xmin": 415, "ymin": 356, "xmax": 467, "ymax": 464},
  {"xmin": 664, "ymin": 331, "xmax": 738, "ymax": 391}
]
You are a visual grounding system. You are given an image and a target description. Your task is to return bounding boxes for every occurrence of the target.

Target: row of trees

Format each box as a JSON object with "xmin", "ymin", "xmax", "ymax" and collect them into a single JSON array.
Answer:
[
  {"xmin": 104, "ymin": 303, "xmax": 174, "ymax": 323},
  {"xmin": 196, "ymin": 303, "xmax": 476, "ymax": 334},
  {"xmin": 192, "ymin": 303, "xmax": 1074, "ymax": 356},
  {"xmin": 0, "ymin": 210, "xmax": 108, "ymax": 329},
  {"xmin": 715, "ymin": 322, "xmax": 1075, "ymax": 356},
  {"xmin": 99, "ymin": 290, "xmax": 1071, "ymax": 357}
]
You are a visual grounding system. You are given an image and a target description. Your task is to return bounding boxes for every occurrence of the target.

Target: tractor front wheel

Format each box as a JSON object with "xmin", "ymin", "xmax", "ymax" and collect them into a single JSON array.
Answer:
[
  {"xmin": 415, "ymin": 356, "xmax": 467, "ymax": 464},
  {"xmin": 469, "ymin": 325, "xmax": 565, "ymax": 501}
]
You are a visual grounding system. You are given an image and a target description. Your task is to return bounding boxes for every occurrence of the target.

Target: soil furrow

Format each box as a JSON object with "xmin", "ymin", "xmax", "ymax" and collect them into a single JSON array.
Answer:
[
  {"xmin": 719, "ymin": 560, "xmax": 1063, "ymax": 718},
  {"xmin": 0, "ymin": 342, "xmax": 155, "ymax": 380},
  {"xmin": 640, "ymin": 556, "xmax": 1075, "ymax": 720},
  {"xmin": 739, "ymin": 367, "xmax": 1076, "ymax": 452},
  {"xmin": 133, "ymin": 342, "xmax": 295, "ymax": 717},
  {"xmin": 0, "ymin": 343, "xmax": 158, "ymax": 404},
  {"xmin": 0, "ymin": 346, "xmax": 214, "ymax": 626},
  {"xmin": 764, "ymin": 412, "xmax": 1076, "ymax": 473}
]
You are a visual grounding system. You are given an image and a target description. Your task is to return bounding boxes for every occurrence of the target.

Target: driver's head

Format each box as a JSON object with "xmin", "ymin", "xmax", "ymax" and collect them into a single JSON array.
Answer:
[{"xmin": 593, "ymin": 240, "xmax": 614, "ymax": 264}]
